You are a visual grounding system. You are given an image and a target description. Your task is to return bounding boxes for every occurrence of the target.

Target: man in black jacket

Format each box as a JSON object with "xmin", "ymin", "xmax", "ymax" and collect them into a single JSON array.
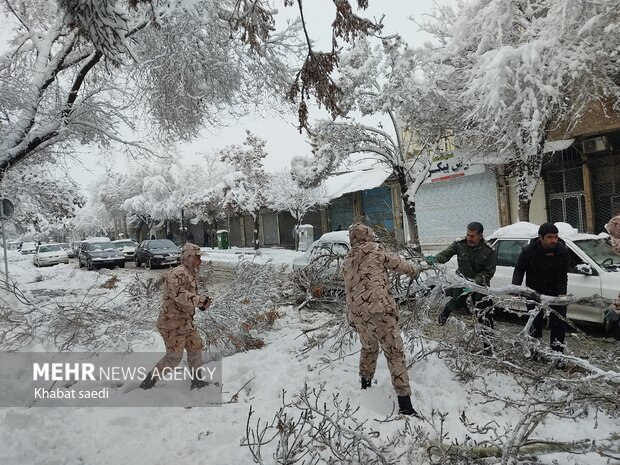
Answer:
[{"xmin": 512, "ymin": 223, "xmax": 570, "ymax": 354}]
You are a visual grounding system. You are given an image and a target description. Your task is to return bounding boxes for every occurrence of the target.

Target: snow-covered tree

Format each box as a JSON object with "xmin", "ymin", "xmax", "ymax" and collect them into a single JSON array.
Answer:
[
  {"xmin": 119, "ymin": 161, "xmax": 191, "ymax": 238},
  {"xmin": 291, "ymin": 36, "xmax": 454, "ymax": 246},
  {"xmin": 267, "ymin": 169, "xmax": 327, "ymax": 250},
  {"xmin": 72, "ymin": 196, "xmax": 115, "ymax": 238},
  {"xmin": 421, "ymin": 0, "xmax": 620, "ymax": 220},
  {"xmin": 1, "ymin": 161, "xmax": 84, "ymax": 234},
  {"xmin": 183, "ymin": 152, "xmax": 234, "ymax": 228},
  {"xmin": 0, "ymin": 0, "xmax": 382, "ymax": 180},
  {"xmin": 219, "ymin": 131, "xmax": 270, "ymax": 250}
]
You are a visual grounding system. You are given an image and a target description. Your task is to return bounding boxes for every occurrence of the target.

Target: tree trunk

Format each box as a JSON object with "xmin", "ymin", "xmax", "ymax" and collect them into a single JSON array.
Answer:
[
  {"xmin": 394, "ymin": 166, "xmax": 421, "ymax": 251},
  {"xmin": 294, "ymin": 222, "xmax": 300, "ymax": 251},
  {"xmin": 518, "ymin": 199, "xmax": 531, "ymax": 222},
  {"xmin": 253, "ymin": 215, "xmax": 260, "ymax": 250}
]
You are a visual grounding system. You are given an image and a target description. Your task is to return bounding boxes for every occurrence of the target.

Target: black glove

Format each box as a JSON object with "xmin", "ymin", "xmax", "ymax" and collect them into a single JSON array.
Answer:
[{"xmin": 198, "ymin": 295, "xmax": 211, "ymax": 311}]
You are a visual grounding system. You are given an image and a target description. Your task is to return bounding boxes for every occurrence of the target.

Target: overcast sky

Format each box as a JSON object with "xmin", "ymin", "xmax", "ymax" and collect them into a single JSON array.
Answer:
[
  {"xmin": 1, "ymin": 1, "xmax": 456, "ymax": 188},
  {"xmin": 171, "ymin": 0, "xmax": 455, "ymax": 173}
]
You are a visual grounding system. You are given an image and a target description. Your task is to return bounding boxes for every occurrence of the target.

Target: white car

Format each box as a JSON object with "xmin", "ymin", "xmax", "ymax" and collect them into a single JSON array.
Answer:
[
  {"xmin": 58, "ymin": 242, "xmax": 75, "ymax": 258},
  {"xmin": 488, "ymin": 222, "xmax": 620, "ymax": 324},
  {"xmin": 112, "ymin": 239, "xmax": 138, "ymax": 260},
  {"xmin": 292, "ymin": 231, "xmax": 351, "ymax": 271},
  {"xmin": 292, "ymin": 231, "xmax": 351, "ymax": 293},
  {"xmin": 20, "ymin": 242, "xmax": 38, "ymax": 254},
  {"xmin": 33, "ymin": 243, "xmax": 69, "ymax": 267}
]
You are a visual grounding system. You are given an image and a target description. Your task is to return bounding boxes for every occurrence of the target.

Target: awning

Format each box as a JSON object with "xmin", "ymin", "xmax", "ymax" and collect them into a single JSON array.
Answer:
[{"xmin": 543, "ymin": 138, "xmax": 574, "ymax": 153}]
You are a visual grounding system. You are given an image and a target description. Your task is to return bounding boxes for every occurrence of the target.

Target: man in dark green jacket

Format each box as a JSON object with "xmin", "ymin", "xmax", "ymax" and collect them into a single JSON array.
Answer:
[{"xmin": 427, "ymin": 222, "xmax": 496, "ymax": 343}]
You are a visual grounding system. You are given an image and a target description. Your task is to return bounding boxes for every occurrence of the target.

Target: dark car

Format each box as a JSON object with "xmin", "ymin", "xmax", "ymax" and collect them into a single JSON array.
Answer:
[
  {"xmin": 78, "ymin": 241, "xmax": 126, "ymax": 270},
  {"xmin": 134, "ymin": 239, "xmax": 182, "ymax": 269}
]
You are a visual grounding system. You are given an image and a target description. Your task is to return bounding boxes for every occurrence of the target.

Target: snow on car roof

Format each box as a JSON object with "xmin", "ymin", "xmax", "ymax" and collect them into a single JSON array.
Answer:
[
  {"xmin": 84, "ymin": 237, "xmax": 111, "ymax": 243},
  {"xmin": 490, "ymin": 221, "xmax": 607, "ymax": 241},
  {"xmin": 317, "ymin": 231, "xmax": 350, "ymax": 243}
]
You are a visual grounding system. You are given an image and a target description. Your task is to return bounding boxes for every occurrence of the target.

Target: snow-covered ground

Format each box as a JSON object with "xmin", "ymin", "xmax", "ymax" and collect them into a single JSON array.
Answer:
[
  {"xmin": 200, "ymin": 246, "xmax": 304, "ymax": 267},
  {"xmin": 0, "ymin": 249, "xmax": 618, "ymax": 465}
]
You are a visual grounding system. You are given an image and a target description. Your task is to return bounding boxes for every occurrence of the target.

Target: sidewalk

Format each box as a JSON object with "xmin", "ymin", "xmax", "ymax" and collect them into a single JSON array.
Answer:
[{"xmin": 200, "ymin": 246, "xmax": 304, "ymax": 268}]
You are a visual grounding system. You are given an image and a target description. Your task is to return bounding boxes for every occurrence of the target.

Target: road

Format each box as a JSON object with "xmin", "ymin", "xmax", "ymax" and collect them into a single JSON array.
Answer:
[{"xmin": 75, "ymin": 258, "xmax": 620, "ymax": 367}]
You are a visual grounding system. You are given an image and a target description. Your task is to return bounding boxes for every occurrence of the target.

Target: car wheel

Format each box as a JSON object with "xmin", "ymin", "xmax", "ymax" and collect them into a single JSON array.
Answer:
[
  {"xmin": 118, "ymin": 262, "xmax": 125, "ymax": 269},
  {"xmin": 79, "ymin": 259, "xmax": 83, "ymax": 268},
  {"xmin": 135, "ymin": 256, "xmax": 140, "ymax": 267}
]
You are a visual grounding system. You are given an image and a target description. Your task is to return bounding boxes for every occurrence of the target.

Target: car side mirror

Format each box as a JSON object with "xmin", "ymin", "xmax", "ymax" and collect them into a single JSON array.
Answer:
[{"xmin": 572, "ymin": 263, "xmax": 597, "ymax": 276}]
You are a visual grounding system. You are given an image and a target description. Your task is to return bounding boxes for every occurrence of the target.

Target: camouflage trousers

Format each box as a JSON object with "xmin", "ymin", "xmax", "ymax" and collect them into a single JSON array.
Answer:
[
  {"xmin": 153, "ymin": 325, "xmax": 204, "ymax": 372},
  {"xmin": 352, "ymin": 313, "xmax": 411, "ymax": 396}
]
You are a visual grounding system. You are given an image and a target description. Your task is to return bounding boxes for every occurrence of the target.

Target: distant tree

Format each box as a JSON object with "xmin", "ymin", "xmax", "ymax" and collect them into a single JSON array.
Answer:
[
  {"xmin": 119, "ymin": 161, "xmax": 188, "ymax": 237},
  {"xmin": 292, "ymin": 36, "xmax": 454, "ymax": 246},
  {"xmin": 219, "ymin": 131, "xmax": 269, "ymax": 250},
  {"xmin": 72, "ymin": 196, "xmax": 115, "ymax": 238},
  {"xmin": 183, "ymin": 152, "xmax": 234, "ymax": 228},
  {"xmin": 267, "ymin": 169, "xmax": 327, "ymax": 250}
]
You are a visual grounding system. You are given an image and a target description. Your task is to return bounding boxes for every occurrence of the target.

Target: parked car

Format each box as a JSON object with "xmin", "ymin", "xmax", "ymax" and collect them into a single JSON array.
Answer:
[
  {"xmin": 71, "ymin": 241, "xmax": 84, "ymax": 256},
  {"xmin": 79, "ymin": 241, "xmax": 125, "ymax": 270},
  {"xmin": 7, "ymin": 240, "xmax": 20, "ymax": 251},
  {"xmin": 292, "ymin": 231, "xmax": 351, "ymax": 293},
  {"xmin": 33, "ymin": 243, "xmax": 69, "ymax": 267},
  {"xmin": 112, "ymin": 239, "xmax": 138, "ymax": 261},
  {"xmin": 134, "ymin": 239, "xmax": 182, "ymax": 269},
  {"xmin": 20, "ymin": 242, "xmax": 38, "ymax": 255},
  {"xmin": 292, "ymin": 231, "xmax": 351, "ymax": 271},
  {"xmin": 58, "ymin": 242, "xmax": 75, "ymax": 258},
  {"xmin": 488, "ymin": 222, "xmax": 620, "ymax": 324}
]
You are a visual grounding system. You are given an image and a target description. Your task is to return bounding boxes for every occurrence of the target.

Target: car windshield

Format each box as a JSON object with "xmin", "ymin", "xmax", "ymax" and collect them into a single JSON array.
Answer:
[
  {"xmin": 149, "ymin": 240, "xmax": 177, "ymax": 249},
  {"xmin": 114, "ymin": 241, "xmax": 135, "ymax": 247},
  {"xmin": 89, "ymin": 242, "xmax": 117, "ymax": 252},
  {"xmin": 39, "ymin": 244, "xmax": 61, "ymax": 253},
  {"xmin": 573, "ymin": 239, "xmax": 620, "ymax": 270}
]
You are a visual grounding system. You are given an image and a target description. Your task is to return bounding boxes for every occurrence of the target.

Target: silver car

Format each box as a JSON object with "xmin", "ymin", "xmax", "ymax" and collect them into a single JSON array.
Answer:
[{"xmin": 112, "ymin": 239, "xmax": 138, "ymax": 260}]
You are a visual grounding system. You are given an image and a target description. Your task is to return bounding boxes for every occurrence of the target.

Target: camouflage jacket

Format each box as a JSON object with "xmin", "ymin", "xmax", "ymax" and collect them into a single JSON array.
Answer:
[
  {"xmin": 342, "ymin": 224, "xmax": 419, "ymax": 322},
  {"xmin": 435, "ymin": 238, "xmax": 496, "ymax": 286},
  {"xmin": 157, "ymin": 243, "xmax": 209, "ymax": 331}
]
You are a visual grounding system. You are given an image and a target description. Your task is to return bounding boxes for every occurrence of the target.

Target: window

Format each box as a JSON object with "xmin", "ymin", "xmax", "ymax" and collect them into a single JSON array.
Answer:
[
  {"xmin": 567, "ymin": 249, "xmax": 585, "ymax": 274},
  {"xmin": 39, "ymin": 244, "xmax": 61, "ymax": 253},
  {"xmin": 495, "ymin": 240, "xmax": 528, "ymax": 267},
  {"xmin": 332, "ymin": 243, "xmax": 349, "ymax": 256}
]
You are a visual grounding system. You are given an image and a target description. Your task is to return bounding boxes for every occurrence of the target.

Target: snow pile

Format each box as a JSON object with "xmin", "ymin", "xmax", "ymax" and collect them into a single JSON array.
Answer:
[
  {"xmin": 490, "ymin": 221, "xmax": 580, "ymax": 239},
  {"xmin": 322, "ymin": 167, "xmax": 392, "ymax": 201},
  {"xmin": 0, "ymin": 250, "xmax": 618, "ymax": 464}
]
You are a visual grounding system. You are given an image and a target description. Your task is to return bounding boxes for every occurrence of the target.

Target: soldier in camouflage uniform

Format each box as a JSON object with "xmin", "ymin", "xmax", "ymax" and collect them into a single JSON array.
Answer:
[
  {"xmin": 428, "ymin": 222, "xmax": 496, "ymax": 351},
  {"xmin": 342, "ymin": 223, "xmax": 420, "ymax": 416},
  {"xmin": 140, "ymin": 242, "xmax": 212, "ymax": 390}
]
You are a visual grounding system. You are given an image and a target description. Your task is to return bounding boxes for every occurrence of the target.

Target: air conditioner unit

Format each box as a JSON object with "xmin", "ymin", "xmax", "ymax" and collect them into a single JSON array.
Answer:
[{"xmin": 582, "ymin": 136, "xmax": 610, "ymax": 154}]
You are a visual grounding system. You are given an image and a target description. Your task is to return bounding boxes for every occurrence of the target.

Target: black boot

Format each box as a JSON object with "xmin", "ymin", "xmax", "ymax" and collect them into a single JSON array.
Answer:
[
  {"xmin": 397, "ymin": 395, "xmax": 419, "ymax": 416},
  {"xmin": 190, "ymin": 376, "xmax": 210, "ymax": 390},
  {"xmin": 361, "ymin": 378, "xmax": 372, "ymax": 389},
  {"xmin": 139, "ymin": 371, "xmax": 157, "ymax": 390}
]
